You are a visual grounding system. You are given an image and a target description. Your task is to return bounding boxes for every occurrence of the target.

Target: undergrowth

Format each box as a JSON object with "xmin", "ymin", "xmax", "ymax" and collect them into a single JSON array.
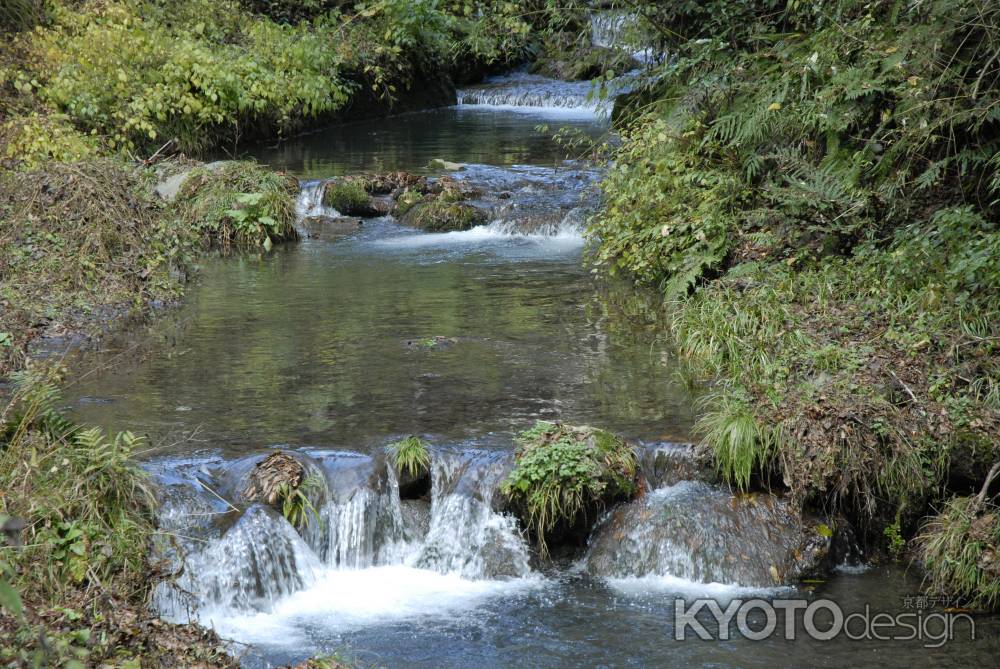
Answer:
[
  {"xmin": 916, "ymin": 495, "xmax": 1000, "ymax": 611},
  {"xmin": 0, "ymin": 365, "xmax": 236, "ymax": 666},
  {"xmin": 174, "ymin": 161, "xmax": 298, "ymax": 249},
  {"xmin": 0, "ymin": 158, "xmax": 196, "ymax": 375},
  {"xmin": 585, "ymin": 0, "xmax": 1000, "ymax": 603}
]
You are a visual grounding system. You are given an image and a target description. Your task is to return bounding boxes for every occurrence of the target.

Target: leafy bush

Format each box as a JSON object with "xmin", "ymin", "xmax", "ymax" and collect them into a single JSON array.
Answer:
[
  {"xmin": 502, "ymin": 421, "xmax": 637, "ymax": 556},
  {"xmin": 18, "ymin": 0, "xmax": 350, "ymax": 153},
  {"xmin": 0, "ymin": 112, "xmax": 98, "ymax": 169}
]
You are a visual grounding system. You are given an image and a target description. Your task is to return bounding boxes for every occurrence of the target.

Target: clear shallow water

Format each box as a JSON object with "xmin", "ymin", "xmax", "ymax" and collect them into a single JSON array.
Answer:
[
  {"xmin": 63, "ymin": 85, "xmax": 1000, "ymax": 667},
  {"xmin": 245, "ymin": 107, "xmax": 604, "ymax": 178},
  {"xmin": 66, "ymin": 215, "xmax": 693, "ymax": 455}
]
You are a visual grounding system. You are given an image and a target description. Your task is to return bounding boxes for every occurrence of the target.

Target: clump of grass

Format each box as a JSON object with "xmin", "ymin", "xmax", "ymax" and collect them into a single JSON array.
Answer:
[
  {"xmin": 695, "ymin": 392, "xmax": 781, "ymax": 491},
  {"xmin": 916, "ymin": 494, "xmax": 1000, "ymax": 611},
  {"xmin": 392, "ymin": 189, "xmax": 424, "ymax": 217},
  {"xmin": 399, "ymin": 199, "xmax": 488, "ymax": 232},
  {"xmin": 322, "ymin": 180, "xmax": 372, "ymax": 215},
  {"xmin": 390, "ymin": 436, "xmax": 431, "ymax": 479},
  {"xmin": 502, "ymin": 421, "xmax": 637, "ymax": 557},
  {"xmin": 176, "ymin": 160, "xmax": 298, "ymax": 249},
  {"xmin": 277, "ymin": 475, "xmax": 322, "ymax": 530}
]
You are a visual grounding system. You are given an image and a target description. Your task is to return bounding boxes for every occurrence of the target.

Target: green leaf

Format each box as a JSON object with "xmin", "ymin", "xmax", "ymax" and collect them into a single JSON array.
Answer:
[{"xmin": 0, "ymin": 578, "xmax": 24, "ymax": 620}]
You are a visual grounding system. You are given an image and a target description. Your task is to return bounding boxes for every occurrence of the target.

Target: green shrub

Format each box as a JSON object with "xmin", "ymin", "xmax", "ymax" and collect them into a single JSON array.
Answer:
[
  {"xmin": 502, "ymin": 421, "xmax": 637, "ymax": 556},
  {"xmin": 20, "ymin": 0, "xmax": 350, "ymax": 153},
  {"xmin": 0, "ymin": 112, "xmax": 99, "ymax": 169}
]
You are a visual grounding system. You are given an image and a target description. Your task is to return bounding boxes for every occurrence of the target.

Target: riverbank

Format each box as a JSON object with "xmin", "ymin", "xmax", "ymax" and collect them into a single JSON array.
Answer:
[{"xmin": 589, "ymin": 0, "xmax": 1000, "ymax": 608}]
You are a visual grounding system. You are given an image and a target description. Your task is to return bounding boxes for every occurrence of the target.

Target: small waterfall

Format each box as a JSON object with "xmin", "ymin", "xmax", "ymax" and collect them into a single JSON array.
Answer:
[
  {"xmin": 590, "ymin": 12, "xmax": 630, "ymax": 49},
  {"xmin": 153, "ymin": 448, "xmax": 533, "ymax": 625},
  {"xmin": 296, "ymin": 179, "xmax": 338, "ymax": 219},
  {"xmin": 457, "ymin": 73, "xmax": 607, "ymax": 115},
  {"xmin": 586, "ymin": 481, "xmax": 831, "ymax": 588},
  {"xmin": 415, "ymin": 451, "xmax": 532, "ymax": 579},
  {"xmin": 314, "ymin": 462, "xmax": 411, "ymax": 568},
  {"xmin": 590, "ymin": 11, "xmax": 662, "ymax": 66},
  {"xmin": 157, "ymin": 504, "xmax": 322, "ymax": 622},
  {"xmin": 635, "ymin": 441, "xmax": 705, "ymax": 489}
]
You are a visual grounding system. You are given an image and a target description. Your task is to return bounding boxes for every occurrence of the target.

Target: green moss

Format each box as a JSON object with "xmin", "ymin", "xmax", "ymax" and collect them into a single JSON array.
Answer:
[
  {"xmin": 502, "ymin": 421, "xmax": 637, "ymax": 557},
  {"xmin": 393, "ymin": 189, "xmax": 425, "ymax": 217},
  {"xmin": 175, "ymin": 160, "xmax": 298, "ymax": 248},
  {"xmin": 322, "ymin": 181, "xmax": 372, "ymax": 215},
  {"xmin": 400, "ymin": 199, "xmax": 488, "ymax": 232}
]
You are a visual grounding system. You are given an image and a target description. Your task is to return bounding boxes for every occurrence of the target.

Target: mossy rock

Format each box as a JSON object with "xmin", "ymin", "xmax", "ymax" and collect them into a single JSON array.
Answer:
[
  {"xmin": 400, "ymin": 198, "xmax": 489, "ymax": 232},
  {"xmin": 392, "ymin": 189, "xmax": 425, "ymax": 217},
  {"xmin": 322, "ymin": 180, "xmax": 382, "ymax": 217},
  {"xmin": 502, "ymin": 421, "xmax": 639, "ymax": 556}
]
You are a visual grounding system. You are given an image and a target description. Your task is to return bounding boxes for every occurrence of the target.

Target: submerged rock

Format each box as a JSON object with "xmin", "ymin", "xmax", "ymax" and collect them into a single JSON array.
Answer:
[
  {"xmin": 400, "ymin": 498, "xmax": 431, "ymax": 541},
  {"xmin": 585, "ymin": 480, "xmax": 834, "ymax": 587},
  {"xmin": 428, "ymin": 158, "xmax": 466, "ymax": 172},
  {"xmin": 635, "ymin": 441, "xmax": 713, "ymax": 489}
]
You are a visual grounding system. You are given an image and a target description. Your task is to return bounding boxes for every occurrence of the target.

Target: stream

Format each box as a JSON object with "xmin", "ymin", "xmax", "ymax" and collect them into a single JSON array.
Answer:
[{"xmin": 63, "ymin": 50, "xmax": 999, "ymax": 669}]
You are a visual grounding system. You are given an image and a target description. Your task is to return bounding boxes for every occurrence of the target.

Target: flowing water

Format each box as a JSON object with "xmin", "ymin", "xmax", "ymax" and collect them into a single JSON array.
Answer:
[{"xmin": 62, "ymin": 51, "xmax": 1000, "ymax": 669}]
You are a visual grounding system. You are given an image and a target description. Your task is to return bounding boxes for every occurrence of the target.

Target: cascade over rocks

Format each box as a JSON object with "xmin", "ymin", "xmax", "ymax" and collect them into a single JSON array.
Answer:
[
  {"xmin": 317, "ymin": 170, "xmax": 489, "ymax": 231},
  {"xmin": 585, "ymin": 481, "xmax": 836, "ymax": 587}
]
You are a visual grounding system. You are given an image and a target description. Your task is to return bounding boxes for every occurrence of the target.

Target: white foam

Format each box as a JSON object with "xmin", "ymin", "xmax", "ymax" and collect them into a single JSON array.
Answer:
[
  {"xmin": 374, "ymin": 220, "xmax": 585, "ymax": 252},
  {"xmin": 605, "ymin": 574, "xmax": 792, "ymax": 601},
  {"xmin": 455, "ymin": 102, "xmax": 603, "ymax": 119},
  {"xmin": 203, "ymin": 565, "xmax": 541, "ymax": 643}
]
